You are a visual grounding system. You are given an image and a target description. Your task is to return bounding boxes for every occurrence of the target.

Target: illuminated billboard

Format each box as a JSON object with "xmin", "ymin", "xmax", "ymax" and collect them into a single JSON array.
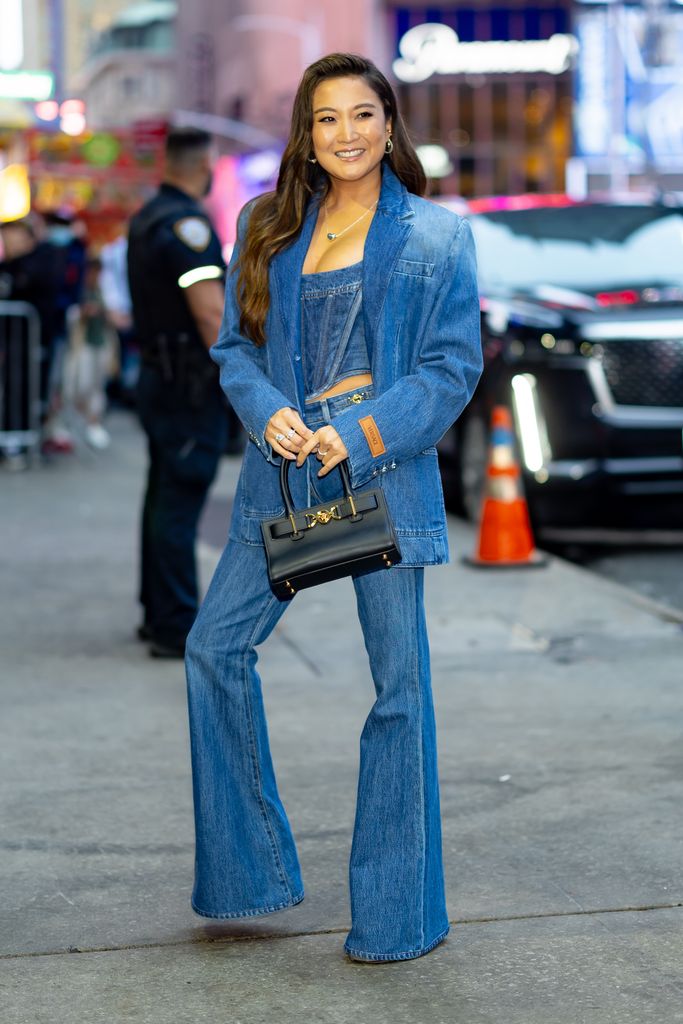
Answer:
[{"xmin": 574, "ymin": 2, "xmax": 683, "ymax": 167}]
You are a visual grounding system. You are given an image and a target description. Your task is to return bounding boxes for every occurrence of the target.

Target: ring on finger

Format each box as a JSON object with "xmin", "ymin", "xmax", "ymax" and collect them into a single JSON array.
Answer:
[
  {"xmin": 274, "ymin": 432, "xmax": 286, "ymax": 443},
  {"xmin": 285, "ymin": 427, "xmax": 296, "ymax": 440}
]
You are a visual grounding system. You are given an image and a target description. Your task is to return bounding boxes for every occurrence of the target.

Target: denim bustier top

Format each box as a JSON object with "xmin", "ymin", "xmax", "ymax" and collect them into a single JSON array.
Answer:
[{"xmin": 300, "ymin": 261, "xmax": 370, "ymax": 401}]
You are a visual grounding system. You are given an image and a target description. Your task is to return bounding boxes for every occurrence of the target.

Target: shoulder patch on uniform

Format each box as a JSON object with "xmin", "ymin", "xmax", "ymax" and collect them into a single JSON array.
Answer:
[{"xmin": 173, "ymin": 217, "xmax": 211, "ymax": 252}]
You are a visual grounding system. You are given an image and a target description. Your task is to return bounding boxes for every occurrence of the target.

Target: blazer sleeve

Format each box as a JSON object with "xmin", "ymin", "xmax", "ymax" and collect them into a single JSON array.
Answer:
[
  {"xmin": 209, "ymin": 206, "xmax": 294, "ymax": 464},
  {"xmin": 332, "ymin": 217, "xmax": 483, "ymax": 490}
]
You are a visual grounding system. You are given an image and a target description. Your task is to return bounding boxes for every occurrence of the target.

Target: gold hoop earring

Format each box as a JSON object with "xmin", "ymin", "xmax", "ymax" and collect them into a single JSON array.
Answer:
[
  {"xmin": 385, "ymin": 137, "xmax": 394, "ymax": 155},
  {"xmin": 308, "ymin": 156, "xmax": 317, "ymax": 164}
]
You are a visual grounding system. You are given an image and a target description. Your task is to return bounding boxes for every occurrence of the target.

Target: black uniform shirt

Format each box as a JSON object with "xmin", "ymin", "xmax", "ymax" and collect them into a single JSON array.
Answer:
[
  {"xmin": 0, "ymin": 241, "xmax": 60, "ymax": 349},
  {"xmin": 128, "ymin": 184, "xmax": 225, "ymax": 352}
]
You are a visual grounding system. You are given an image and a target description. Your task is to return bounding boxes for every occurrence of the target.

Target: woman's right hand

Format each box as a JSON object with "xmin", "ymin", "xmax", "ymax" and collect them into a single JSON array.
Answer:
[{"xmin": 265, "ymin": 407, "xmax": 314, "ymax": 461}]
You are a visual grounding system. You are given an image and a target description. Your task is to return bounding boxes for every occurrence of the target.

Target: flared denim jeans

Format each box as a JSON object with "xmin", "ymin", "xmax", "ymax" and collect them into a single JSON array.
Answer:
[{"xmin": 185, "ymin": 397, "xmax": 449, "ymax": 961}]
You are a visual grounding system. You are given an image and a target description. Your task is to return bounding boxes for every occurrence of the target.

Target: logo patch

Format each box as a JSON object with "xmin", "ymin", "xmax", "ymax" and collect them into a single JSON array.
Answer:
[
  {"xmin": 173, "ymin": 217, "xmax": 211, "ymax": 252},
  {"xmin": 359, "ymin": 415, "xmax": 386, "ymax": 458}
]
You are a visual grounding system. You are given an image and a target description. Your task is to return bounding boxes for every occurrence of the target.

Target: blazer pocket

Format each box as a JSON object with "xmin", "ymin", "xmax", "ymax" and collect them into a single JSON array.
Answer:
[
  {"xmin": 394, "ymin": 259, "xmax": 435, "ymax": 278},
  {"xmin": 238, "ymin": 446, "xmax": 285, "ymax": 518},
  {"xmin": 380, "ymin": 448, "xmax": 445, "ymax": 535}
]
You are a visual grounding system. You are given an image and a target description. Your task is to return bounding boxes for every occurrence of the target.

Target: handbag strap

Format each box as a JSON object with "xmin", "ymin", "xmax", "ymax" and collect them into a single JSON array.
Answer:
[
  {"xmin": 279, "ymin": 457, "xmax": 361, "ymax": 537},
  {"xmin": 279, "ymin": 457, "xmax": 354, "ymax": 519}
]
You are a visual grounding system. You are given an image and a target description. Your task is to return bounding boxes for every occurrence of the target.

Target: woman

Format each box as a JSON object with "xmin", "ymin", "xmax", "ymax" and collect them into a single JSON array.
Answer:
[{"xmin": 185, "ymin": 53, "xmax": 482, "ymax": 963}]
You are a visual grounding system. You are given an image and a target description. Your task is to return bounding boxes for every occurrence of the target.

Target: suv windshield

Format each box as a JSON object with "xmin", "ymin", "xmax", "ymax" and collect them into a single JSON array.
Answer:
[{"xmin": 470, "ymin": 204, "xmax": 683, "ymax": 293}]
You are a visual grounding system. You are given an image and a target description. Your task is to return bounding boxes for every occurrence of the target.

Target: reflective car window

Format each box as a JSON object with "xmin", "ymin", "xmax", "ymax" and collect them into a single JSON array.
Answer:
[{"xmin": 470, "ymin": 206, "xmax": 683, "ymax": 293}]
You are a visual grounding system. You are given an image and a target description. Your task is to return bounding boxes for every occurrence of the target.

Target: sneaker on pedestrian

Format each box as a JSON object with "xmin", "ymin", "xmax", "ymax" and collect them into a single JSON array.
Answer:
[
  {"xmin": 85, "ymin": 423, "xmax": 110, "ymax": 449},
  {"xmin": 42, "ymin": 423, "xmax": 75, "ymax": 454}
]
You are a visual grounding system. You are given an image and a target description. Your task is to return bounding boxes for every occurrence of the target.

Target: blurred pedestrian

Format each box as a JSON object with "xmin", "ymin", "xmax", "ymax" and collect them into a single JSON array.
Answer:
[
  {"xmin": 42, "ymin": 211, "xmax": 87, "ymax": 451},
  {"xmin": 0, "ymin": 216, "xmax": 61, "ymax": 446},
  {"xmin": 65, "ymin": 256, "xmax": 116, "ymax": 450},
  {"xmin": 128, "ymin": 127, "xmax": 228, "ymax": 658},
  {"xmin": 185, "ymin": 54, "xmax": 482, "ymax": 961},
  {"xmin": 100, "ymin": 235, "xmax": 139, "ymax": 404}
]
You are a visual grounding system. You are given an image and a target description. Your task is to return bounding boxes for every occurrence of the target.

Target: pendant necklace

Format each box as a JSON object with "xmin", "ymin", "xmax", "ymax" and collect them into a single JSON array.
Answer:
[{"xmin": 324, "ymin": 198, "xmax": 378, "ymax": 242}]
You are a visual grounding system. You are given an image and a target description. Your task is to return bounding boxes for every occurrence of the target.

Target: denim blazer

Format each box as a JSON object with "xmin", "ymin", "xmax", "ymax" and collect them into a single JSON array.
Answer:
[{"xmin": 211, "ymin": 164, "xmax": 483, "ymax": 566}]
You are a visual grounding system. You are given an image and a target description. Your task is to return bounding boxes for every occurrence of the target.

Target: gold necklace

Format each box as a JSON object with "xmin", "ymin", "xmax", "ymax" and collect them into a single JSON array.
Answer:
[{"xmin": 324, "ymin": 199, "xmax": 379, "ymax": 242}]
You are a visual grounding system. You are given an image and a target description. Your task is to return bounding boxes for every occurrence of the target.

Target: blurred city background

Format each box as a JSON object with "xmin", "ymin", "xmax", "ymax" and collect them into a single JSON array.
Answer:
[
  {"xmin": 3, "ymin": 4, "xmax": 683, "ymax": 1016},
  {"xmin": 2, "ymin": 0, "xmax": 683, "ymax": 230}
]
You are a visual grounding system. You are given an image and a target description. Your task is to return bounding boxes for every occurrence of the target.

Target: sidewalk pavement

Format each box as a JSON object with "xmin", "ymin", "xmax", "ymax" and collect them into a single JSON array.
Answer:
[{"xmin": 2, "ymin": 411, "xmax": 683, "ymax": 1024}]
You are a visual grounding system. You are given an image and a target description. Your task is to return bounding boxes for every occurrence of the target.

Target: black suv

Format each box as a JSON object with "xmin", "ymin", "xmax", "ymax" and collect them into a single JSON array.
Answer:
[{"xmin": 439, "ymin": 201, "xmax": 683, "ymax": 537}]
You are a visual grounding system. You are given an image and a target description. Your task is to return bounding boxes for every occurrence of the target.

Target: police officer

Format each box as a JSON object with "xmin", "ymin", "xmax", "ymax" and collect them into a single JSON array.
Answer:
[{"xmin": 128, "ymin": 127, "xmax": 228, "ymax": 658}]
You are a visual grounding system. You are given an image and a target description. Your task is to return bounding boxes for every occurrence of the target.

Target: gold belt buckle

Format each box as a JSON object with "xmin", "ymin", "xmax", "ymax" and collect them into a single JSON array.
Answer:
[{"xmin": 349, "ymin": 392, "xmax": 364, "ymax": 405}]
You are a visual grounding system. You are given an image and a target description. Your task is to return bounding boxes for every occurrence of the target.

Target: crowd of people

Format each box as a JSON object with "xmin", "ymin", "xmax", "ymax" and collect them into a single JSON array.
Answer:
[{"xmin": 0, "ymin": 211, "xmax": 138, "ymax": 462}]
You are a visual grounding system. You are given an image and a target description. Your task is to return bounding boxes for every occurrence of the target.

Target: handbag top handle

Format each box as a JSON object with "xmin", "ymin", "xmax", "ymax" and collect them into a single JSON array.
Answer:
[{"xmin": 279, "ymin": 457, "xmax": 357, "ymax": 525}]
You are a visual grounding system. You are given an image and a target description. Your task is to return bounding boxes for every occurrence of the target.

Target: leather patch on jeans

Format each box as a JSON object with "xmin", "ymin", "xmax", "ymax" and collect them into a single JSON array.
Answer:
[{"xmin": 359, "ymin": 415, "xmax": 386, "ymax": 457}]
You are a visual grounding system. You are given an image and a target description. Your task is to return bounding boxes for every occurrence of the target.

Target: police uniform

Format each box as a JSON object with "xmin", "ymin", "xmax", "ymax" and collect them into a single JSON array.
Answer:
[{"xmin": 128, "ymin": 183, "xmax": 228, "ymax": 653}]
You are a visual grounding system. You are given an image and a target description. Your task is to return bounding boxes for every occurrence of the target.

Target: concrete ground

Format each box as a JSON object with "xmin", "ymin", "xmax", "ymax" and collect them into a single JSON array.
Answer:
[{"xmin": 2, "ymin": 411, "xmax": 683, "ymax": 1024}]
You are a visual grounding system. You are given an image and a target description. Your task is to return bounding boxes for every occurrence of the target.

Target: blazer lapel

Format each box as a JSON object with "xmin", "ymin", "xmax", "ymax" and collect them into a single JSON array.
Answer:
[
  {"xmin": 269, "ymin": 201, "xmax": 319, "ymax": 409},
  {"xmin": 271, "ymin": 201, "xmax": 318, "ymax": 351},
  {"xmin": 362, "ymin": 165, "xmax": 415, "ymax": 362}
]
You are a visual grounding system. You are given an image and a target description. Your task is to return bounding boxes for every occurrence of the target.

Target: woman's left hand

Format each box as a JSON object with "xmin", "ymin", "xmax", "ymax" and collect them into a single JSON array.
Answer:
[{"xmin": 296, "ymin": 425, "xmax": 349, "ymax": 476}]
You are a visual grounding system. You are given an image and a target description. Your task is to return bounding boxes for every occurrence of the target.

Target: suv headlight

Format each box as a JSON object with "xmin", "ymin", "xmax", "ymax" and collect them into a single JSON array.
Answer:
[{"xmin": 511, "ymin": 373, "xmax": 552, "ymax": 474}]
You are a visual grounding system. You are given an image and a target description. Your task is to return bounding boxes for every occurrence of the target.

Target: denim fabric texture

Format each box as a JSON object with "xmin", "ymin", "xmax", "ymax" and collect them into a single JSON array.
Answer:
[
  {"xmin": 186, "ymin": 386, "xmax": 449, "ymax": 960},
  {"xmin": 210, "ymin": 163, "xmax": 483, "ymax": 566},
  {"xmin": 301, "ymin": 261, "xmax": 369, "ymax": 400}
]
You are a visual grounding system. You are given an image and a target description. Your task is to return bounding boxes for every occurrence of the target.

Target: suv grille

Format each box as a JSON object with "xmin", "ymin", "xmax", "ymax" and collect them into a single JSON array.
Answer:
[{"xmin": 598, "ymin": 339, "xmax": 683, "ymax": 408}]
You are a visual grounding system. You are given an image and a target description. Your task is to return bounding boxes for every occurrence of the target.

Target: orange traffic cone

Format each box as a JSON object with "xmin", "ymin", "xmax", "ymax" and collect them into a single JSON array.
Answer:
[{"xmin": 466, "ymin": 406, "xmax": 546, "ymax": 568}]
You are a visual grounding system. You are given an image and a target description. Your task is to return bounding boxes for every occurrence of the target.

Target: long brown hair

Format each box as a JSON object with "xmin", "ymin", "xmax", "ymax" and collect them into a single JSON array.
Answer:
[{"xmin": 235, "ymin": 52, "xmax": 426, "ymax": 347}]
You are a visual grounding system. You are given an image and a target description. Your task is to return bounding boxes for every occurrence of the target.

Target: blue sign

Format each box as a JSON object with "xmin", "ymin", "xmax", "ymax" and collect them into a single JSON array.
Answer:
[{"xmin": 391, "ymin": 5, "xmax": 569, "ymax": 49}]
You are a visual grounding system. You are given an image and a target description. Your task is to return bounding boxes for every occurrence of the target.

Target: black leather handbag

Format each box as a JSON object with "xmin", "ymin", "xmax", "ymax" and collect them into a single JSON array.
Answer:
[{"xmin": 261, "ymin": 459, "xmax": 402, "ymax": 599}]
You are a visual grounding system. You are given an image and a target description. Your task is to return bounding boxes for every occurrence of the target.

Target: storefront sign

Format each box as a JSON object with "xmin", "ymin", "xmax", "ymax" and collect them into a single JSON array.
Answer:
[
  {"xmin": 393, "ymin": 23, "xmax": 577, "ymax": 82},
  {"xmin": 82, "ymin": 133, "xmax": 121, "ymax": 168},
  {"xmin": 27, "ymin": 127, "xmax": 166, "ymax": 243},
  {"xmin": 0, "ymin": 71, "xmax": 54, "ymax": 101}
]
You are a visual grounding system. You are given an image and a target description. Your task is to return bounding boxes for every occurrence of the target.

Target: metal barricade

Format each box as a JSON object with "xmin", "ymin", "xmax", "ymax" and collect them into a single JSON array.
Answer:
[{"xmin": 0, "ymin": 300, "xmax": 41, "ymax": 461}]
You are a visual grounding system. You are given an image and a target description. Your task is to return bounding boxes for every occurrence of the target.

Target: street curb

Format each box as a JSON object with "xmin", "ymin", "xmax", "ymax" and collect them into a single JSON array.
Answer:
[
  {"xmin": 547, "ymin": 550, "xmax": 683, "ymax": 626},
  {"xmin": 456, "ymin": 511, "xmax": 683, "ymax": 626}
]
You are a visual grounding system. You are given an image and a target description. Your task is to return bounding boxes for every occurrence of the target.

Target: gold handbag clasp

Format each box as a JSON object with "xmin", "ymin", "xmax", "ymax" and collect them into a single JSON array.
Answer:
[{"xmin": 305, "ymin": 505, "xmax": 342, "ymax": 528}]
